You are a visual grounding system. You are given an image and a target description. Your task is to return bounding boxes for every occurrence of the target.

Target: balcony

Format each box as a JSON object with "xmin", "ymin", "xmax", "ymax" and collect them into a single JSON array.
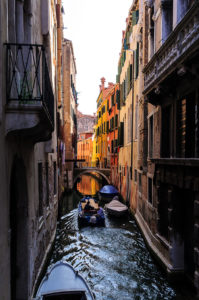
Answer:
[
  {"xmin": 5, "ymin": 43, "xmax": 54, "ymax": 143},
  {"xmin": 143, "ymin": 2, "xmax": 199, "ymax": 102}
]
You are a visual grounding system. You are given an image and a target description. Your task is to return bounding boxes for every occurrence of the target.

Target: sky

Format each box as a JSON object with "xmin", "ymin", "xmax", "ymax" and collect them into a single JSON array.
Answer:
[{"xmin": 62, "ymin": 0, "xmax": 133, "ymax": 115}]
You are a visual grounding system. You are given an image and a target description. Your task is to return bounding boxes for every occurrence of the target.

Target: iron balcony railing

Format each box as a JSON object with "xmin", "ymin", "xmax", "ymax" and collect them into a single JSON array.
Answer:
[
  {"xmin": 5, "ymin": 43, "xmax": 54, "ymax": 128},
  {"xmin": 143, "ymin": 2, "xmax": 199, "ymax": 95}
]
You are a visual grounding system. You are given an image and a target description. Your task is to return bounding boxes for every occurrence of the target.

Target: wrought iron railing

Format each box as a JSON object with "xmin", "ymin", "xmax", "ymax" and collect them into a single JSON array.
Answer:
[{"xmin": 5, "ymin": 43, "xmax": 54, "ymax": 128}]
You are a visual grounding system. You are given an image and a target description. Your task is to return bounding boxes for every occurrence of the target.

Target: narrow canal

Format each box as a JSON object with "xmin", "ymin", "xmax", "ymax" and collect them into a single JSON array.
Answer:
[{"xmin": 47, "ymin": 174, "xmax": 195, "ymax": 300}]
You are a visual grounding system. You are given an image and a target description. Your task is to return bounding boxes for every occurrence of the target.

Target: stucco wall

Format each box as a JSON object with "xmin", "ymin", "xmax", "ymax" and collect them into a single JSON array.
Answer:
[{"xmin": 0, "ymin": 1, "xmax": 58, "ymax": 299}]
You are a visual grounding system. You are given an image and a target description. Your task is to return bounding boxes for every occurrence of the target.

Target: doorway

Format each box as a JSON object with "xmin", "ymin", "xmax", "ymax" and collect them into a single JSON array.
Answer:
[
  {"xmin": 173, "ymin": 187, "xmax": 195, "ymax": 280},
  {"xmin": 10, "ymin": 157, "xmax": 29, "ymax": 300}
]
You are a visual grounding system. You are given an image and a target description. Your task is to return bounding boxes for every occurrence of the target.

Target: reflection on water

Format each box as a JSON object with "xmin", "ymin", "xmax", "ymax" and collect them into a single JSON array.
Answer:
[
  {"xmin": 76, "ymin": 173, "xmax": 104, "ymax": 196},
  {"xmin": 48, "ymin": 176, "xmax": 195, "ymax": 300}
]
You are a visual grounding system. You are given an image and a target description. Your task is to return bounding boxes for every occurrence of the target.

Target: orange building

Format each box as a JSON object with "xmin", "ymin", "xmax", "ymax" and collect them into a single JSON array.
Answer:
[
  {"xmin": 107, "ymin": 84, "xmax": 119, "ymax": 185},
  {"xmin": 77, "ymin": 132, "xmax": 93, "ymax": 167}
]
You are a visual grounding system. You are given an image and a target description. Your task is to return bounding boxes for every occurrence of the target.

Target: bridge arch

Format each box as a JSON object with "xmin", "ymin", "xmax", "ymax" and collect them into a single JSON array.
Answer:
[{"xmin": 73, "ymin": 170, "xmax": 111, "ymax": 188}]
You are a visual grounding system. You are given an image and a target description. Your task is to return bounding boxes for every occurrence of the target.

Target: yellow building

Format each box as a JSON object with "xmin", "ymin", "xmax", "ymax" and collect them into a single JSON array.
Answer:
[{"xmin": 95, "ymin": 78, "xmax": 113, "ymax": 168}]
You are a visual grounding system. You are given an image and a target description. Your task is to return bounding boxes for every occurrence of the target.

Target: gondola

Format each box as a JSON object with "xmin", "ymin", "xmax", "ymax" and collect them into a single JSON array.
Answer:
[{"xmin": 35, "ymin": 261, "xmax": 95, "ymax": 300}]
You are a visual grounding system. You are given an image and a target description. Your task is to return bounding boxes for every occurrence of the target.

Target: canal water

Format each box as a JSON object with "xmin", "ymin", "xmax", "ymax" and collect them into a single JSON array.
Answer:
[{"xmin": 47, "ymin": 174, "xmax": 195, "ymax": 300}]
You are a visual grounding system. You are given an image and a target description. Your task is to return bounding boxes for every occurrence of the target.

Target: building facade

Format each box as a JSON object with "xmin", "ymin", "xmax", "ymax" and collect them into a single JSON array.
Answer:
[
  {"xmin": 77, "ymin": 111, "xmax": 96, "ymax": 168},
  {"xmin": 95, "ymin": 78, "xmax": 114, "ymax": 168},
  {"xmin": 62, "ymin": 39, "xmax": 78, "ymax": 190},
  {"xmin": 77, "ymin": 110, "xmax": 96, "ymax": 136},
  {"xmin": 139, "ymin": 0, "xmax": 199, "ymax": 292},
  {"xmin": 107, "ymin": 83, "xmax": 119, "ymax": 185},
  {"xmin": 0, "ymin": 0, "xmax": 58, "ymax": 299},
  {"xmin": 56, "ymin": 0, "xmax": 65, "ymax": 197},
  {"xmin": 117, "ymin": 1, "xmax": 140, "ymax": 209},
  {"xmin": 77, "ymin": 132, "xmax": 93, "ymax": 167}
]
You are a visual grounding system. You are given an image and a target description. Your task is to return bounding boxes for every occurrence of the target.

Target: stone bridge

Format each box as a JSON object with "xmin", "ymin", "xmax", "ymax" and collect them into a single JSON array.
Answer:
[{"xmin": 73, "ymin": 167, "xmax": 111, "ymax": 186}]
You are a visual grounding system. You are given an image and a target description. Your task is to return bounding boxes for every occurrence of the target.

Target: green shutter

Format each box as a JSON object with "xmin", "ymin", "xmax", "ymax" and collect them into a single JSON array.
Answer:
[
  {"xmin": 136, "ymin": 10, "xmax": 139, "ymax": 24},
  {"xmin": 132, "ymin": 10, "xmax": 139, "ymax": 26},
  {"xmin": 120, "ymin": 84, "xmax": 122, "ymax": 107},
  {"xmin": 132, "ymin": 11, "xmax": 137, "ymax": 26},
  {"xmin": 118, "ymin": 122, "xmax": 124, "ymax": 146}
]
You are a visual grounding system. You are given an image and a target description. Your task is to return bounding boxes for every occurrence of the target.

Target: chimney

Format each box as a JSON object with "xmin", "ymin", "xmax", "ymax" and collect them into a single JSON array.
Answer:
[{"xmin": 100, "ymin": 77, "xmax": 106, "ymax": 91}]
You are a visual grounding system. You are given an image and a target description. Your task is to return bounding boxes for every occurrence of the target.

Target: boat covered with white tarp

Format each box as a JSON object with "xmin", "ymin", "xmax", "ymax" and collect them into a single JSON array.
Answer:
[{"xmin": 105, "ymin": 198, "xmax": 128, "ymax": 217}]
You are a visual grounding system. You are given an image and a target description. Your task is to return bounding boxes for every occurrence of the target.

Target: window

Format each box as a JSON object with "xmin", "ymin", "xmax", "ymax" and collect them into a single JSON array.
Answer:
[
  {"xmin": 132, "ymin": 9, "xmax": 139, "ymax": 25},
  {"xmin": 111, "ymin": 94, "xmax": 115, "ymax": 106},
  {"xmin": 162, "ymin": 1, "xmax": 173, "ymax": 42},
  {"xmin": 135, "ymin": 100, "xmax": 138, "ymax": 139},
  {"xmin": 116, "ymin": 90, "xmax": 120, "ymax": 109},
  {"xmin": 115, "ymin": 115, "xmax": 118, "ymax": 128},
  {"xmin": 110, "ymin": 117, "xmax": 114, "ymax": 130},
  {"xmin": 138, "ymin": 173, "xmax": 142, "ymax": 194},
  {"xmin": 176, "ymin": 93, "xmax": 197, "ymax": 158},
  {"xmin": 114, "ymin": 140, "xmax": 118, "ymax": 153},
  {"xmin": 161, "ymin": 91, "xmax": 199, "ymax": 159},
  {"xmin": 148, "ymin": 115, "xmax": 154, "ymax": 158},
  {"xmin": 111, "ymin": 140, "xmax": 114, "ymax": 153},
  {"xmin": 123, "ymin": 166, "xmax": 125, "ymax": 176},
  {"xmin": 128, "ymin": 106, "xmax": 132, "ymax": 143},
  {"xmin": 123, "ymin": 79, "xmax": 126, "ymax": 101},
  {"xmin": 106, "ymin": 121, "xmax": 109, "ymax": 133},
  {"xmin": 135, "ymin": 42, "xmax": 139, "ymax": 79},
  {"xmin": 149, "ymin": 5, "xmax": 154, "ymax": 59},
  {"xmin": 46, "ymin": 162, "xmax": 49, "ymax": 206},
  {"xmin": 118, "ymin": 122, "xmax": 124, "ymax": 146},
  {"xmin": 38, "ymin": 163, "xmax": 43, "ymax": 216},
  {"xmin": 134, "ymin": 169, "xmax": 137, "ymax": 182},
  {"xmin": 53, "ymin": 162, "xmax": 57, "ymax": 195},
  {"xmin": 161, "ymin": 106, "xmax": 171, "ymax": 157},
  {"xmin": 148, "ymin": 177, "xmax": 153, "ymax": 204}
]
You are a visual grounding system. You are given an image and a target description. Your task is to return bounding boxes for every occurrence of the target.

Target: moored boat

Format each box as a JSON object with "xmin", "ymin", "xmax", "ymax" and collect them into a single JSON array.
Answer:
[
  {"xmin": 105, "ymin": 198, "xmax": 128, "ymax": 217},
  {"xmin": 98, "ymin": 185, "xmax": 119, "ymax": 202},
  {"xmin": 35, "ymin": 261, "xmax": 94, "ymax": 300},
  {"xmin": 78, "ymin": 197, "xmax": 105, "ymax": 227}
]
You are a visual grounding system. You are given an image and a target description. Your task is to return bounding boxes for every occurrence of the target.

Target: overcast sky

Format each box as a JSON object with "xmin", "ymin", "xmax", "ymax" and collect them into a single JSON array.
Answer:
[{"xmin": 62, "ymin": 0, "xmax": 133, "ymax": 115}]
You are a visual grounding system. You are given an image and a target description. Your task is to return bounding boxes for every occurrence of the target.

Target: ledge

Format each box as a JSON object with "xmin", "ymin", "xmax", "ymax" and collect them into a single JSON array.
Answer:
[
  {"xmin": 5, "ymin": 101, "xmax": 53, "ymax": 143},
  {"xmin": 150, "ymin": 158, "xmax": 199, "ymax": 167}
]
